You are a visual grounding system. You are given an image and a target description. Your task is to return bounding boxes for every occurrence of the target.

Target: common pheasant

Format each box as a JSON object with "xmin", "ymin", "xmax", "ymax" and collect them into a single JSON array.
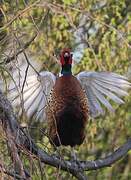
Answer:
[{"xmin": 9, "ymin": 49, "xmax": 131, "ymax": 147}]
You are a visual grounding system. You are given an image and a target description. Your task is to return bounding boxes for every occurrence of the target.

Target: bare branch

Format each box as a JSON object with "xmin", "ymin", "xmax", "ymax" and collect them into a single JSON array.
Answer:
[
  {"xmin": 3, "ymin": 169, "xmax": 27, "ymax": 180},
  {"xmin": 80, "ymin": 139, "xmax": 131, "ymax": 170},
  {"xmin": 1, "ymin": 34, "xmax": 37, "ymax": 65}
]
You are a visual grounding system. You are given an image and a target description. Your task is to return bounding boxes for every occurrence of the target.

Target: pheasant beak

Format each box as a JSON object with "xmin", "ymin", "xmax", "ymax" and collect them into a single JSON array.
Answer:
[{"xmin": 64, "ymin": 52, "xmax": 69, "ymax": 57}]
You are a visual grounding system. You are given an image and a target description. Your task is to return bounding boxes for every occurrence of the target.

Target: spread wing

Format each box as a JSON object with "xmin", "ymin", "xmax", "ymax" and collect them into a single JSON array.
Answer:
[
  {"xmin": 8, "ymin": 71, "xmax": 56, "ymax": 122},
  {"xmin": 76, "ymin": 71, "xmax": 131, "ymax": 118}
]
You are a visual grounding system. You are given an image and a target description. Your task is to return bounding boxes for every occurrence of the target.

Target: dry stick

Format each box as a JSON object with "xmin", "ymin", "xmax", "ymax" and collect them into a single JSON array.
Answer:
[{"xmin": 1, "ymin": 34, "xmax": 37, "ymax": 65}]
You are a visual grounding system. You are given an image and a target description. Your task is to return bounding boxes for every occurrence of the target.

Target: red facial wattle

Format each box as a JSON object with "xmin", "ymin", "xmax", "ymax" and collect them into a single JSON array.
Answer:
[{"xmin": 60, "ymin": 49, "xmax": 72, "ymax": 65}]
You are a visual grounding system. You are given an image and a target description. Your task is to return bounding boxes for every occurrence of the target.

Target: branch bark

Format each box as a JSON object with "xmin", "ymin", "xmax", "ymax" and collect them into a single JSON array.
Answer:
[{"xmin": 0, "ymin": 90, "xmax": 130, "ymax": 179}]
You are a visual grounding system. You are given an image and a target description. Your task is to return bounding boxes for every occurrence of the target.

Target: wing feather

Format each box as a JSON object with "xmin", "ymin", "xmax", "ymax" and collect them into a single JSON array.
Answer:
[
  {"xmin": 91, "ymin": 85, "xmax": 114, "ymax": 113},
  {"xmin": 8, "ymin": 71, "xmax": 56, "ymax": 122},
  {"xmin": 85, "ymin": 86, "xmax": 104, "ymax": 117},
  {"xmin": 77, "ymin": 71, "xmax": 131, "ymax": 117},
  {"xmin": 94, "ymin": 79, "xmax": 128, "ymax": 96},
  {"xmin": 92, "ymin": 82, "xmax": 124, "ymax": 104}
]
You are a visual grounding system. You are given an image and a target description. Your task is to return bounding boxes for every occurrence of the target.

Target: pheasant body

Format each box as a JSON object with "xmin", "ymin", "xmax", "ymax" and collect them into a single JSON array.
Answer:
[{"xmin": 47, "ymin": 75, "xmax": 88, "ymax": 146}]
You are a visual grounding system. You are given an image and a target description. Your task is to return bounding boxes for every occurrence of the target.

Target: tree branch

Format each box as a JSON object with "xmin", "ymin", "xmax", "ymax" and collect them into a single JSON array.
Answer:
[
  {"xmin": 3, "ymin": 169, "xmax": 27, "ymax": 180},
  {"xmin": 80, "ymin": 138, "xmax": 131, "ymax": 170},
  {"xmin": 0, "ymin": 90, "xmax": 130, "ymax": 179},
  {"xmin": 1, "ymin": 34, "xmax": 37, "ymax": 65}
]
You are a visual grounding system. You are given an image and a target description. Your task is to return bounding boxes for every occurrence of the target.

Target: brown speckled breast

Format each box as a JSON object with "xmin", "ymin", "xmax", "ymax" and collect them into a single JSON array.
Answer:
[{"xmin": 46, "ymin": 75, "xmax": 88, "ymax": 147}]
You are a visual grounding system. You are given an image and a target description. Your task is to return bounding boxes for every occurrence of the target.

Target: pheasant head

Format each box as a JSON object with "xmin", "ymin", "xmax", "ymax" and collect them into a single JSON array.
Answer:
[{"xmin": 60, "ymin": 49, "xmax": 73, "ymax": 75}]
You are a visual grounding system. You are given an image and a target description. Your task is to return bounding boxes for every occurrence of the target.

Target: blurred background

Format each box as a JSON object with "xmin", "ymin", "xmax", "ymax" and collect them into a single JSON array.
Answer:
[{"xmin": 0, "ymin": 0, "xmax": 131, "ymax": 179}]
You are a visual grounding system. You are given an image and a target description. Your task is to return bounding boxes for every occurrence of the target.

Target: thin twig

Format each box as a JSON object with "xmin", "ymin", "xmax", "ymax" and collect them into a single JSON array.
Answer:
[{"xmin": 1, "ymin": 34, "xmax": 37, "ymax": 64}]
